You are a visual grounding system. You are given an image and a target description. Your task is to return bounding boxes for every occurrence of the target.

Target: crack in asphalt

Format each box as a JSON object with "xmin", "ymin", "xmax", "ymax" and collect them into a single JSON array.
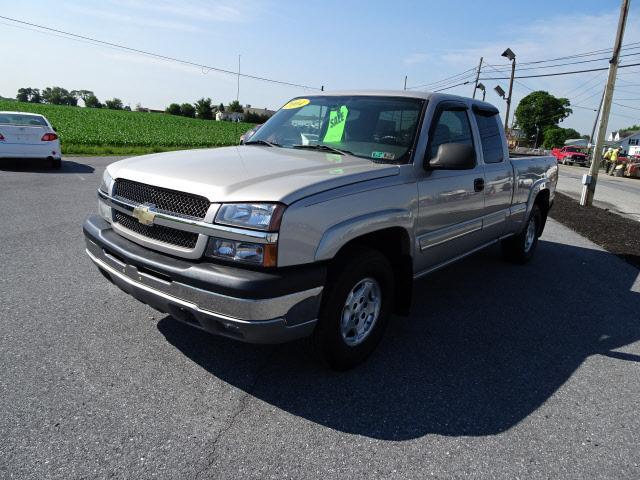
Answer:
[{"xmin": 194, "ymin": 348, "xmax": 279, "ymax": 480}]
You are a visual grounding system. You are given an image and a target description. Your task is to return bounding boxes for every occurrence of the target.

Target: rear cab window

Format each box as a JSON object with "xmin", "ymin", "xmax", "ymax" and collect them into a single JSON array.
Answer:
[{"xmin": 473, "ymin": 110, "xmax": 503, "ymax": 164}]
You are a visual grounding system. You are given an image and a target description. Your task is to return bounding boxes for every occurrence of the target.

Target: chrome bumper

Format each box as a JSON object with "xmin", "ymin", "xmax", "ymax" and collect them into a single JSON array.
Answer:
[{"xmin": 84, "ymin": 216, "xmax": 323, "ymax": 344}]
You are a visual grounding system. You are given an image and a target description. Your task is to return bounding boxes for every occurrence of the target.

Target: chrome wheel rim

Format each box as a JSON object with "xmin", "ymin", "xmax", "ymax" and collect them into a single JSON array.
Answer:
[
  {"xmin": 524, "ymin": 216, "xmax": 537, "ymax": 253},
  {"xmin": 340, "ymin": 277, "xmax": 381, "ymax": 347}
]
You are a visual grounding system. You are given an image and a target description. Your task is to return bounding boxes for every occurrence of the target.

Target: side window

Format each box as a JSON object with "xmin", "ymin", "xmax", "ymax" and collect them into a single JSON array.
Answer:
[
  {"xmin": 474, "ymin": 112, "xmax": 504, "ymax": 163},
  {"xmin": 429, "ymin": 109, "xmax": 474, "ymax": 159}
]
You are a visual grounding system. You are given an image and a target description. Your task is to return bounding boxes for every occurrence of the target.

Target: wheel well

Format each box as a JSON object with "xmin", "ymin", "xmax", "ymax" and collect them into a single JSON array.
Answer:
[
  {"xmin": 331, "ymin": 227, "xmax": 413, "ymax": 316},
  {"xmin": 534, "ymin": 189, "xmax": 550, "ymax": 234}
]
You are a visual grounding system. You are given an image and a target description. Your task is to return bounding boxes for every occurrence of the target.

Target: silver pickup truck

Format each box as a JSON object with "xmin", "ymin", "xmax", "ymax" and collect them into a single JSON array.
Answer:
[{"xmin": 84, "ymin": 91, "xmax": 557, "ymax": 369}]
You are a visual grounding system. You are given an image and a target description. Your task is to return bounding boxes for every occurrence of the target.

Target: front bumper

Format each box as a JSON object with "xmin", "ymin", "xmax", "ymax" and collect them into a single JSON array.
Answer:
[{"xmin": 83, "ymin": 215, "xmax": 325, "ymax": 344}]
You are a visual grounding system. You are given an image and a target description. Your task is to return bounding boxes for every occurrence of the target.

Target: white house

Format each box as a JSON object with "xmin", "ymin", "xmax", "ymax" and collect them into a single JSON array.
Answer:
[
  {"xmin": 613, "ymin": 130, "xmax": 640, "ymax": 156},
  {"xmin": 215, "ymin": 111, "xmax": 244, "ymax": 122}
]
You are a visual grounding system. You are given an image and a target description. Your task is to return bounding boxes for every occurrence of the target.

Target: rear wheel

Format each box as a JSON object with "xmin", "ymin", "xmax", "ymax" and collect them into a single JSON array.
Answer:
[
  {"xmin": 313, "ymin": 248, "xmax": 394, "ymax": 370},
  {"xmin": 502, "ymin": 204, "xmax": 542, "ymax": 264}
]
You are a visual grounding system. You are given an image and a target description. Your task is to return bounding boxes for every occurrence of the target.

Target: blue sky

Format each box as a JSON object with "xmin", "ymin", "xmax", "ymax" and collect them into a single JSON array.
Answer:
[{"xmin": 1, "ymin": 0, "xmax": 639, "ymax": 135}]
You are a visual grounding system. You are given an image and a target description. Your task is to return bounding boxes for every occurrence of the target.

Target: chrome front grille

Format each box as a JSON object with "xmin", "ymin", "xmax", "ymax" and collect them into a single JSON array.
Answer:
[
  {"xmin": 114, "ymin": 211, "xmax": 199, "ymax": 249},
  {"xmin": 113, "ymin": 179, "xmax": 210, "ymax": 220}
]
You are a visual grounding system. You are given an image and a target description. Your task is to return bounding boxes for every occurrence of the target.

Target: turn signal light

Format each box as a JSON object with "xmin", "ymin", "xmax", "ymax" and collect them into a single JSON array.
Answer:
[{"xmin": 41, "ymin": 133, "xmax": 58, "ymax": 141}]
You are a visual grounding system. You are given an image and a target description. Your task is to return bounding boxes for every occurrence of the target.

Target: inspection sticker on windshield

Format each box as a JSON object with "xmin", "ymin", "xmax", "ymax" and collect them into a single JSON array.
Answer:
[
  {"xmin": 371, "ymin": 151, "xmax": 395, "ymax": 160},
  {"xmin": 282, "ymin": 98, "xmax": 310, "ymax": 109}
]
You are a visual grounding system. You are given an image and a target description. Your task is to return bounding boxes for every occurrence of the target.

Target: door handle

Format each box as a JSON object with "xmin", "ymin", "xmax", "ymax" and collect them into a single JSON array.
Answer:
[{"xmin": 474, "ymin": 178, "xmax": 485, "ymax": 192}]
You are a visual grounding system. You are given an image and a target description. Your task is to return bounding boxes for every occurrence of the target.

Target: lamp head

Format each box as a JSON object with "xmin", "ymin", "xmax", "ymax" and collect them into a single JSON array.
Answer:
[
  {"xmin": 494, "ymin": 85, "xmax": 506, "ymax": 98},
  {"xmin": 502, "ymin": 48, "xmax": 516, "ymax": 61}
]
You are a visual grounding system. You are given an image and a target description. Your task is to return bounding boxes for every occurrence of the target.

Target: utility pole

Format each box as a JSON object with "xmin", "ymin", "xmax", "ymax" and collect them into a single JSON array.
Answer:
[
  {"xmin": 404, "ymin": 75, "xmax": 407, "ymax": 91},
  {"xmin": 236, "ymin": 54, "xmax": 241, "ymax": 102},
  {"xmin": 580, "ymin": 0, "xmax": 630, "ymax": 207},
  {"xmin": 472, "ymin": 57, "xmax": 483, "ymax": 98}
]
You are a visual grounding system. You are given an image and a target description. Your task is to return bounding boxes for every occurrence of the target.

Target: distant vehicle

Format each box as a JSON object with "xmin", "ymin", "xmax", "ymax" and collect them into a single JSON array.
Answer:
[
  {"xmin": 552, "ymin": 146, "xmax": 588, "ymax": 166},
  {"xmin": 0, "ymin": 112, "xmax": 62, "ymax": 168},
  {"xmin": 239, "ymin": 124, "xmax": 262, "ymax": 144}
]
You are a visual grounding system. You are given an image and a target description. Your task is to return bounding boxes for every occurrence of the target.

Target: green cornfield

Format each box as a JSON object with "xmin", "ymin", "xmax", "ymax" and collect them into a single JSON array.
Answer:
[{"xmin": 0, "ymin": 99, "xmax": 256, "ymax": 154}]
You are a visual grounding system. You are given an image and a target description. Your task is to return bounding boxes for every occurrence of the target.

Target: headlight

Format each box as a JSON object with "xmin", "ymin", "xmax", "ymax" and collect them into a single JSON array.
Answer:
[
  {"xmin": 215, "ymin": 203, "xmax": 284, "ymax": 231},
  {"xmin": 206, "ymin": 238, "xmax": 277, "ymax": 267},
  {"xmin": 99, "ymin": 169, "xmax": 113, "ymax": 194}
]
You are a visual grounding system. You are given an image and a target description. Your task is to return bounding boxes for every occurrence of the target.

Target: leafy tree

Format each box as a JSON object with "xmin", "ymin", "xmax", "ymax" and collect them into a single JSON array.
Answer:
[
  {"xmin": 180, "ymin": 103, "xmax": 196, "ymax": 118},
  {"xmin": 105, "ymin": 98, "xmax": 124, "ymax": 110},
  {"xmin": 123, "ymin": 105, "xmax": 131, "ymax": 111},
  {"xmin": 166, "ymin": 103, "xmax": 181, "ymax": 115},
  {"xmin": 84, "ymin": 94, "xmax": 102, "ymax": 108},
  {"xmin": 16, "ymin": 87, "xmax": 42, "ymax": 103},
  {"xmin": 194, "ymin": 97, "xmax": 213, "ymax": 120},
  {"xmin": 16, "ymin": 88, "xmax": 30, "ymax": 102},
  {"xmin": 42, "ymin": 86, "xmax": 77, "ymax": 106},
  {"xmin": 30, "ymin": 89, "xmax": 42, "ymax": 104},
  {"xmin": 515, "ymin": 91, "xmax": 572, "ymax": 142},
  {"xmin": 542, "ymin": 127, "xmax": 582, "ymax": 148},
  {"xmin": 218, "ymin": 102, "xmax": 225, "ymax": 113},
  {"xmin": 227, "ymin": 100, "xmax": 243, "ymax": 113}
]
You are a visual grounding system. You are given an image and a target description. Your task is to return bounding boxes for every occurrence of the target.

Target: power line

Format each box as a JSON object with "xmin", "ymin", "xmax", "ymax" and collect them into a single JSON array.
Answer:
[
  {"xmin": 479, "ymin": 62, "xmax": 640, "ymax": 80},
  {"xmin": 406, "ymin": 67, "xmax": 477, "ymax": 90},
  {"xmin": 0, "ymin": 15, "xmax": 322, "ymax": 90},
  {"xmin": 613, "ymin": 101, "xmax": 640, "ymax": 111}
]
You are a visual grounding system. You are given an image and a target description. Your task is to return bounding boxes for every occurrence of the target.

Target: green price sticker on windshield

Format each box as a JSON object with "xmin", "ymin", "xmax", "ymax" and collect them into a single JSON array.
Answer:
[{"xmin": 323, "ymin": 106, "xmax": 349, "ymax": 143}]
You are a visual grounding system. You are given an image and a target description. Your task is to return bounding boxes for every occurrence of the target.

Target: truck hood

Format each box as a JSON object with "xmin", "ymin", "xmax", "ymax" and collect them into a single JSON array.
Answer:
[{"xmin": 107, "ymin": 146, "xmax": 400, "ymax": 204}]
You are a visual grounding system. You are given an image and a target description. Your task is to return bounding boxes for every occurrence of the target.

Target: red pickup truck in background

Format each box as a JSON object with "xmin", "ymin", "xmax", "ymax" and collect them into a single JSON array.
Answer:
[{"xmin": 552, "ymin": 146, "xmax": 589, "ymax": 166}]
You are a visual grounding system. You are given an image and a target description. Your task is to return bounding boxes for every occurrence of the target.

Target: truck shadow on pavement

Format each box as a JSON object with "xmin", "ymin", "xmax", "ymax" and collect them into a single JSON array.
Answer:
[
  {"xmin": 0, "ymin": 158, "xmax": 94, "ymax": 173},
  {"xmin": 157, "ymin": 239, "xmax": 640, "ymax": 441}
]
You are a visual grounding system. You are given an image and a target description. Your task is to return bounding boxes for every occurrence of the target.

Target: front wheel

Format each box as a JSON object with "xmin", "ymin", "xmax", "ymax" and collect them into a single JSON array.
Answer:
[
  {"xmin": 313, "ymin": 248, "xmax": 394, "ymax": 370},
  {"xmin": 502, "ymin": 204, "xmax": 542, "ymax": 264}
]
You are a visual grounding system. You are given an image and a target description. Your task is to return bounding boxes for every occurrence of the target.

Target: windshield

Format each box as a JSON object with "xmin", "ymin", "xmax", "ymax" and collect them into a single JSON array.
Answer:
[
  {"xmin": 566, "ymin": 147, "xmax": 582, "ymax": 153},
  {"xmin": 0, "ymin": 114, "xmax": 47, "ymax": 126},
  {"xmin": 249, "ymin": 95, "xmax": 424, "ymax": 163}
]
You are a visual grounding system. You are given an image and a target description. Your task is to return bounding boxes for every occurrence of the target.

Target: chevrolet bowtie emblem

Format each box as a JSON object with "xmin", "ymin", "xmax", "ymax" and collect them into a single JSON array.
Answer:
[{"xmin": 132, "ymin": 204, "xmax": 156, "ymax": 225}]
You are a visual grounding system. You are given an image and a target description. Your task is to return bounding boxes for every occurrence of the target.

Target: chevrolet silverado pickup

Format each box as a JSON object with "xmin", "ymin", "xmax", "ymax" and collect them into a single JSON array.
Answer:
[{"xmin": 84, "ymin": 91, "xmax": 557, "ymax": 369}]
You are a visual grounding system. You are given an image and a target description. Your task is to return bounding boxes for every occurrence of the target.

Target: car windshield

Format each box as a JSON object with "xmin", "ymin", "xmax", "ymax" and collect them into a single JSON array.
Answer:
[
  {"xmin": 248, "ymin": 95, "xmax": 425, "ymax": 163},
  {"xmin": 0, "ymin": 113, "xmax": 47, "ymax": 126},
  {"xmin": 566, "ymin": 147, "xmax": 582, "ymax": 153}
]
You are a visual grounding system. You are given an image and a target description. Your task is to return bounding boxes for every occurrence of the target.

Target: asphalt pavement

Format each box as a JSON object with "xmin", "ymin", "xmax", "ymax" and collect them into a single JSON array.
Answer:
[
  {"xmin": 557, "ymin": 164, "xmax": 640, "ymax": 221},
  {"xmin": 1, "ymin": 156, "xmax": 639, "ymax": 479}
]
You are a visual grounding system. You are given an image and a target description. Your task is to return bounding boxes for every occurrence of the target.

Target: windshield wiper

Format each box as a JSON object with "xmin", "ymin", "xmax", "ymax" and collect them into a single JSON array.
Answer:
[
  {"xmin": 244, "ymin": 139, "xmax": 281, "ymax": 147},
  {"xmin": 292, "ymin": 144, "xmax": 354, "ymax": 156}
]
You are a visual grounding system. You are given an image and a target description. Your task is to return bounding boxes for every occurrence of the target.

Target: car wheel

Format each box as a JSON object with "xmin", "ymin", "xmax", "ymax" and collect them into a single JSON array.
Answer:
[
  {"xmin": 502, "ymin": 204, "xmax": 542, "ymax": 264},
  {"xmin": 313, "ymin": 248, "xmax": 394, "ymax": 370}
]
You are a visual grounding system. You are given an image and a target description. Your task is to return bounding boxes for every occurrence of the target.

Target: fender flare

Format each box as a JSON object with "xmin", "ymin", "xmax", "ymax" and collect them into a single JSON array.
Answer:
[{"xmin": 314, "ymin": 208, "xmax": 413, "ymax": 262}]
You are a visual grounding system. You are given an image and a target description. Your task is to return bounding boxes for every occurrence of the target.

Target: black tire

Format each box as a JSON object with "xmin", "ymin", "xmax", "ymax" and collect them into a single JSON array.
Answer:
[
  {"xmin": 51, "ymin": 158, "xmax": 62, "ymax": 169},
  {"xmin": 313, "ymin": 248, "xmax": 394, "ymax": 370},
  {"xmin": 502, "ymin": 204, "xmax": 542, "ymax": 264}
]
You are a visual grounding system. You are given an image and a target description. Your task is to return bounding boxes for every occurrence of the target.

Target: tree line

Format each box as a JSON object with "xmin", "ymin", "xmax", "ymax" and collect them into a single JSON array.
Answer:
[
  {"xmin": 16, "ymin": 87, "xmax": 127, "ymax": 111},
  {"xmin": 15, "ymin": 87, "xmax": 271, "ymax": 123},
  {"xmin": 164, "ymin": 98, "xmax": 270, "ymax": 123}
]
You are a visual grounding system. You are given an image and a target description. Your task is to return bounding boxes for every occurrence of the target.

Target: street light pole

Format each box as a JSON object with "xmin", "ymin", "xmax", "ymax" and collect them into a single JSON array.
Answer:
[
  {"xmin": 580, "ymin": 0, "xmax": 630, "ymax": 207},
  {"xmin": 502, "ymin": 48, "xmax": 516, "ymax": 132}
]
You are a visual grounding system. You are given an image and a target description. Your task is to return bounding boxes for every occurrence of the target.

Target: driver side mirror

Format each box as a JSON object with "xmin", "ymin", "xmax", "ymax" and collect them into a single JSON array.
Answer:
[{"xmin": 426, "ymin": 143, "xmax": 476, "ymax": 170}]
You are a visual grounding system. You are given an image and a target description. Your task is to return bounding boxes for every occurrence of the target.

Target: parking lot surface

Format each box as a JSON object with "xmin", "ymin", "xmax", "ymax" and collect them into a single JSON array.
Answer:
[{"xmin": 1, "ymin": 156, "xmax": 639, "ymax": 479}]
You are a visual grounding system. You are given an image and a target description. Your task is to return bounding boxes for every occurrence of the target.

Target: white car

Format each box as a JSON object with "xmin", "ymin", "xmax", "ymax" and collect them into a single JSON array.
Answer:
[{"xmin": 0, "ymin": 111, "xmax": 62, "ymax": 168}]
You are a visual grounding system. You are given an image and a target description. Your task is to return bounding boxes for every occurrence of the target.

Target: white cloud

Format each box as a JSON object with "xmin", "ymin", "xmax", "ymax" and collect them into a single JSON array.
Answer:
[
  {"xmin": 403, "ymin": 53, "xmax": 430, "ymax": 65},
  {"xmin": 66, "ymin": 5, "xmax": 204, "ymax": 32},
  {"xmin": 106, "ymin": 0, "xmax": 256, "ymax": 23}
]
